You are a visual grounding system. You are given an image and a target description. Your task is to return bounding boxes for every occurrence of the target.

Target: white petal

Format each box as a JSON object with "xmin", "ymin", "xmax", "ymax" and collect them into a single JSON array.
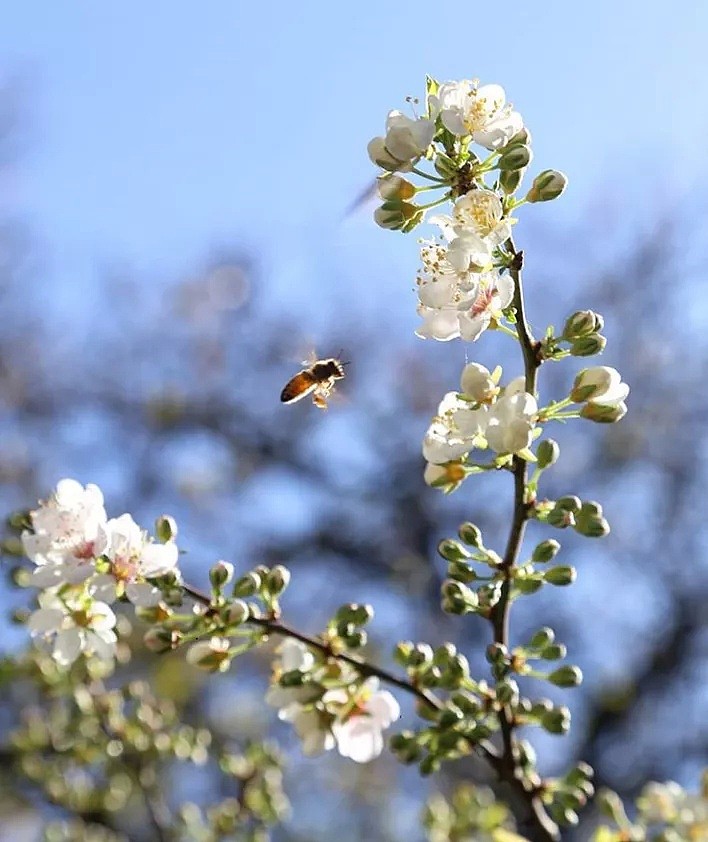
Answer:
[
  {"xmin": 140, "ymin": 541, "xmax": 179, "ymax": 576},
  {"xmin": 334, "ymin": 719, "xmax": 384, "ymax": 763},
  {"xmin": 54, "ymin": 628, "xmax": 83, "ymax": 665},
  {"xmin": 88, "ymin": 602, "xmax": 116, "ymax": 631},
  {"xmin": 458, "ymin": 311, "xmax": 489, "ymax": 341},
  {"xmin": 415, "ymin": 307, "xmax": 461, "ymax": 341},
  {"xmin": 126, "ymin": 581, "xmax": 162, "ymax": 607},
  {"xmin": 89, "ymin": 574, "xmax": 118, "ymax": 604},
  {"xmin": 28, "ymin": 608, "xmax": 65, "ymax": 635},
  {"xmin": 366, "ymin": 691, "xmax": 401, "ymax": 727},
  {"xmin": 86, "ymin": 629, "xmax": 116, "ymax": 660}
]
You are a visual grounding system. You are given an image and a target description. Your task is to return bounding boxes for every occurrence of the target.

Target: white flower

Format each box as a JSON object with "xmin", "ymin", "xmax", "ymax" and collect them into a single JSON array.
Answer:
[
  {"xmin": 457, "ymin": 271, "xmax": 514, "ymax": 341},
  {"xmin": 460, "ymin": 363, "xmax": 498, "ymax": 403},
  {"xmin": 570, "ymin": 366, "xmax": 630, "ymax": 405},
  {"xmin": 28, "ymin": 593, "xmax": 117, "ymax": 666},
  {"xmin": 429, "ymin": 80, "xmax": 523, "ymax": 149},
  {"xmin": 453, "ymin": 190, "xmax": 512, "ymax": 248},
  {"xmin": 485, "ymin": 387, "xmax": 537, "ymax": 454},
  {"xmin": 23, "ymin": 479, "xmax": 107, "ymax": 586},
  {"xmin": 186, "ymin": 637, "xmax": 231, "ymax": 672},
  {"xmin": 265, "ymin": 640, "xmax": 320, "ymax": 711},
  {"xmin": 424, "ymin": 461, "xmax": 465, "ymax": 490},
  {"xmin": 90, "ymin": 513, "xmax": 179, "ymax": 607},
  {"xmin": 328, "ymin": 679, "xmax": 400, "ymax": 763},
  {"xmin": 280, "ymin": 705, "xmax": 335, "ymax": 756},
  {"xmin": 368, "ymin": 110, "xmax": 435, "ymax": 172},
  {"xmin": 422, "ymin": 392, "xmax": 487, "ymax": 464}
]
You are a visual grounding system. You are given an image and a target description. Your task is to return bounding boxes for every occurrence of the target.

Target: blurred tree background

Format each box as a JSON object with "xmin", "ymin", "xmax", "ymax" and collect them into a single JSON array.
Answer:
[{"xmin": 0, "ymin": 3, "xmax": 707, "ymax": 839}]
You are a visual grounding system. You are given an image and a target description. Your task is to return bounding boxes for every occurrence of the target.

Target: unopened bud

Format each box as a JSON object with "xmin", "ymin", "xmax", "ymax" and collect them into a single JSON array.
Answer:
[
  {"xmin": 186, "ymin": 637, "xmax": 232, "ymax": 673},
  {"xmin": 499, "ymin": 144, "xmax": 532, "ymax": 171},
  {"xmin": 562, "ymin": 310, "xmax": 602, "ymax": 340},
  {"xmin": 458, "ymin": 521, "xmax": 483, "ymax": 548},
  {"xmin": 540, "ymin": 643, "xmax": 567, "ymax": 660},
  {"xmin": 574, "ymin": 511, "xmax": 611, "ymax": 537},
  {"xmin": 224, "ymin": 599, "xmax": 249, "ymax": 626},
  {"xmin": 335, "ymin": 603, "xmax": 374, "ymax": 626},
  {"xmin": 496, "ymin": 678, "xmax": 519, "ymax": 706},
  {"xmin": 374, "ymin": 200, "xmax": 421, "ymax": 231},
  {"xmin": 544, "ymin": 566, "xmax": 577, "ymax": 589},
  {"xmin": 547, "ymin": 507, "xmax": 575, "ymax": 529},
  {"xmin": 508, "ymin": 128, "xmax": 532, "ymax": 146},
  {"xmin": 556, "ymin": 496, "xmax": 581, "ymax": 513},
  {"xmin": 210, "ymin": 561, "xmax": 234, "ymax": 589},
  {"xmin": 526, "ymin": 169, "xmax": 568, "ymax": 203},
  {"xmin": 266, "ymin": 565, "xmax": 290, "ymax": 596},
  {"xmin": 144, "ymin": 627, "xmax": 181, "ymax": 653},
  {"xmin": 532, "ymin": 539, "xmax": 561, "ymax": 563},
  {"xmin": 390, "ymin": 731, "xmax": 421, "ymax": 763},
  {"xmin": 394, "ymin": 640, "xmax": 415, "ymax": 666},
  {"xmin": 424, "ymin": 460, "xmax": 466, "ymax": 491},
  {"xmin": 597, "ymin": 789, "xmax": 630, "ymax": 825},
  {"xmin": 500, "ymin": 167, "xmax": 525, "ymax": 195},
  {"xmin": 548, "ymin": 665, "xmax": 583, "ymax": 688},
  {"xmin": 536, "ymin": 439, "xmax": 560, "ymax": 469},
  {"xmin": 377, "ymin": 174, "xmax": 416, "ymax": 201},
  {"xmin": 434, "ymin": 152, "xmax": 458, "ymax": 179},
  {"xmin": 155, "ymin": 515, "xmax": 178, "ymax": 543},
  {"xmin": 441, "ymin": 579, "xmax": 478, "ymax": 614},
  {"xmin": 232, "ymin": 571, "xmax": 261, "ymax": 598},
  {"xmin": 541, "ymin": 705, "xmax": 571, "ymax": 734},
  {"xmin": 579, "ymin": 401, "xmax": 627, "ymax": 424},
  {"xmin": 570, "ymin": 366, "xmax": 619, "ymax": 403},
  {"xmin": 437, "ymin": 539, "xmax": 471, "ymax": 562},
  {"xmin": 570, "ymin": 333, "xmax": 607, "ymax": 357},
  {"xmin": 530, "ymin": 627, "xmax": 555, "ymax": 649}
]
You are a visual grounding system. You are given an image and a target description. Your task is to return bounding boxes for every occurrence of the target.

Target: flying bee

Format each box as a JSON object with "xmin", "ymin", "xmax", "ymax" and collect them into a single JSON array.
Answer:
[{"xmin": 280, "ymin": 355, "xmax": 347, "ymax": 410}]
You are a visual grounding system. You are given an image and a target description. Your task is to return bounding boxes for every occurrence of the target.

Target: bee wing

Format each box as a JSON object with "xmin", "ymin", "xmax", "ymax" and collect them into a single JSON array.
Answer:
[{"xmin": 280, "ymin": 370, "xmax": 318, "ymax": 404}]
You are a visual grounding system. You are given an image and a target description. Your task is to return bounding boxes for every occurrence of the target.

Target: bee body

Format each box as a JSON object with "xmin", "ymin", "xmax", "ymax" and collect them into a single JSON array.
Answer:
[{"xmin": 280, "ymin": 357, "xmax": 346, "ymax": 409}]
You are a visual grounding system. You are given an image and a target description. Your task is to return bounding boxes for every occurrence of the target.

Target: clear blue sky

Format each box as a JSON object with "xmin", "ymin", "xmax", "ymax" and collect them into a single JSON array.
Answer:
[{"xmin": 1, "ymin": 0, "xmax": 707, "ymax": 320}]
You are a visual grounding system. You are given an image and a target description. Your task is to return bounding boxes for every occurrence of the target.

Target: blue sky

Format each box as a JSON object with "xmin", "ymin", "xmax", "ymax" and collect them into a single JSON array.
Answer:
[{"xmin": 1, "ymin": 0, "xmax": 707, "ymax": 322}]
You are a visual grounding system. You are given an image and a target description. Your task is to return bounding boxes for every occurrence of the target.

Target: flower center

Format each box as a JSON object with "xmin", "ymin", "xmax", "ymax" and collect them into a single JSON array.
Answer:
[
  {"xmin": 470, "ymin": 285, "xmax": 497, "ymax": 317},
  {"xmin": 111, "ymin": 553, "xmax": 139, "ymax": 582},
  {"xmin": 73, "ymin": 540, "xmax": 96, "ymax": 560}
]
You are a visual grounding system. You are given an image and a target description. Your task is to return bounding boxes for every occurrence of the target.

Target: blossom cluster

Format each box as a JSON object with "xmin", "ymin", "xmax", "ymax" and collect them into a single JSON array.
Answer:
[
  {"xmin": 266, "ymin": 640, "xmax": 400, "ymax": 763},
  {"xmin": 22, "ymin": 478, "xmax": 180, "ymax": 665}
]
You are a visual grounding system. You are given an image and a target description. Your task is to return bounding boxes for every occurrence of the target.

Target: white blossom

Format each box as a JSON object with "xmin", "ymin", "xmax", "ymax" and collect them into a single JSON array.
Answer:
[
  {"xmin": 570, "ymin": 366, "xmax": 630, "ymax": 406},
  {"xmin": 28, "ymin": 593, "xmax": 117, "ymax": 666},
  {"xmin": 422, "ymin": 392, "xmax": 487, "ymax": 464},
  {"xmin": 23, "ymin": 478, "xmax": 107, "ymax": 587},
  {"xmin": 460, "ymin": 363, "xmax": 498, "ymax": 403},
  {"xmin": 328, "ymin": 679, "xmax": 401, "ymax": 763},
  {"xmin": 429, "ymin": 80, "xmax": 523, "ymax": 149},
  {"xmin": 265, "ymin": 640, "xmax": 320, "ymax": 711},
  {"xmin": 186, "ymin": 637, "xmax": 231, "ymax": 672},
  {"xmin": 89, "ymin": 513, "xmax": 179, "ymax": 607},
  {"xmin": 368, "ymin": 110, "xmax": 435, "ymax": 172},
  {"xmin": 453, "ymin": 190, "xmax": 512, "ymax": 248},
  {"xmin": 280, "ymin": 705, "xmax": 335, "ymax": 756},
  {"xmin": 485, "ymin": 386, "xmax": 537, "ymax": 454},
  {"xmin": 457, "ymin": 271, "xmax": 514, "ymax": 342}
]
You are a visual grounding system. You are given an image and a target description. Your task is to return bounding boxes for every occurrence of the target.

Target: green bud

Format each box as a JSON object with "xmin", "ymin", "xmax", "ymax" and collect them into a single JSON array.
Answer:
[
  {"xmin": 232, "ymin": 571, "xmax": 261, "ymax": 598},
  {"xmin": 570, "ymin": 333, "xmax": 607, "ymax": 357},
  {"xmin": 548, "ymin": 665, "xmax": 583, "ymax": 688},
  {"xmin": 155, "ymin": 514, "xmax": 178, "ymax": 543},
  {"xmin": 377, "ymin": 174, "xmax": 416, "ymax": 201},
  {"xmin": 547, "ymin": 507, "xmax": 575, "ymax": 529},
  {"xmin": 143, "ymin": 627, "xmax": 181, "ymax": 653},
  {"xmin": 579, "ymin": 401, "xmax": 627, "ymax": 424},
  {"xmin": 389, "ymin": 731, "xmax": 421, "ymax": 763},
  {"xmin": 500, "ymin": 167, "xmax": 525, "ymax": 195},
  {"xmin": 393, "ymin": 641, "xmax": 414, "ymax": 666},
  {"xmin": 575, "ymin": 503, "xmax": 611, "ymax": 537},
  {"xmin": 515, "ymin": 575, "xmax": 544, "ymax": 594},
  {"xmin": 508, "ymin": 128, "xmax": 532, "ymax": 146},
  {"xmin": 441, "ymin": 579, "xmax": 478, "ymax": 614},
  {"xmin": 530, "ymin": 627, "xmax": 555, "ymax": 649},
  {"xmin": 279, "ymin": 669, "xmax": 306, "ymax": 687},
  {"xmin": 536, "ymin": 439, "xmax": 560, "ymax": 469},
  {"xmin": 374, "ymin": 201, "xmax": 420, "ymax": 231},
  {"xmin": 499, "ymin": 143, "xmax": 532, "ymax": 172},
  {"xmin": 556, "ymin": 495, "xmax": 581, "ymax": 514},
  {"xmin": 335, "ymin": 603, "xmax": 374, "ymax": 626},
  {"xmin": 266, "ymin": 565, "xmax": 290, "ymax": 596},
  {"xmin": 566, "ymin": 762, "xmax": 594, "ymax": 786},
  {"xmin": 432, "ymin": 642, "xmax": 457, "ymax": 665},
  {"xmin": 451, "ymin": 691, "xmax": 481, "ymax": 716},
  {"xmin": 541, "ymin": 706, "xmax": 571, "ymax": 734},
  {"xmin": 438, "ymin": 705, "xmax": 464, "ymax": 729},
  {"xmin": 496, "ymin": 678, "xmax": 519, "ymax": 706},
  {"xmin": 447, "ymin": 559, "xmax": 478, "ymax": 583},
  {"xmin": 224, "ymin": 599, "xmax": 249, "ymax": 626},
  {"xmin": 549, "ymin": 804, "xmax": 579, "ymax": 827},
  {"xmin": 543, "ymin": 566, "xmax": 577, "ymax": 586},
  {"xmin": 437, "ymin": 539, "xmax": 471, "ymax": 562},
  {"xmin": 419, "ymin": 755, "xmax": 441, "ymax": 776},
  {"xmin": 210, "ymin": 560, "xmax": 234, "ymax": 589},
  {"xmin": 458, "ymin": 522, "xmax": 483, "ymax": 547},
  {"xmin": 485, "ymin": 642, "xmax": 509, "ymax": 663},
  {"xmin": 526, "ymin": 169, "xmax": 568, "ymax": 203},
  {"xmin": 562, "ymin": 310, "xmax": 602, "ymax": 340},
  {"xmin": 556, "ymin": 790, "xmax": 587, "ymax": 811},
  {"xmin": 532, "ymin": 539, "xmax": 561, "ymax": 563},
  {"xmin": 409, "ymin": 643, "xmax": 434, "ymax": 668},
  {"xmin": 540, "ymin": 643, "xmax": 567, "ymax": 661},
  {"xmin": 343, "ymin": 630, "xmax": 367, "ymax": 648}
]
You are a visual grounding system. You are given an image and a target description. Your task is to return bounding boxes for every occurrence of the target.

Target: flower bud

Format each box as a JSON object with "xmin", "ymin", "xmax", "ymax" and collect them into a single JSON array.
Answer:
[
  {"xmin": 530, "ymin": 627, "xmax": 555, "ymax": 649},
  {"xmin": 579, "ymin": 401, "xmax": 627, "ymax": 424},
  {"xmin": 424, "ymin": 460, "xmax": 466, "ymax": 491},
  {"xmin": 526, "ymin": 169, "xmax": 568, "ymax": 203},
  {"xmin": 515, "ymin": 575, "xmax": 544, "ymax": 594},
  {"xmin": 562, "ymin": 310, "xmax": 602, "ymax": 340},
  {"xmin": 541, "ymin": 705, "xmax": 571, "ymax": 734},
  {"xmin": 409, "ymin": 643, "xmax": 434, "ymax": 667},
  {"xmin": 547, "ymin": 507, "xmax": 575, "ymax": 529},
  {"xmin": 549, "ymin": 804, "xmax": 579, "ymax": 827},
  {"xmin": 499, "ymin": 167, "xmax": 525, "ymax": 195},
  {"xmin": 343, "ymin": 630, "xmax": 367, "ymax": 648},
  {"xmin": 570, "ymin": 333, "xmax": 607, "ymax": 357},
  {"xmin": 571, "ymin": 366, "xmax": 621, "ymax": 403},
  {"xmin": 367, "ymin": 137, "xmax": 404, "ymax": 172},
  {"xmin": 438, "ymin": 704, "xmax": 464, "ymax": 729},
  {"xmin": 485, "ymin": 642, "xmax": 509, "ymax": 664},
  {"xmin": 144, "ymin": 627, "xmax": 181, "ymax": 653},
  {"xmin": 540, "ymin": 643, "xmax": 567, "ymax": 660},
  {"xmin": 374, "ymin": 201, "xmax": 421, "ymax": 231},
  {"xmin": 566, "ymin": 762, "xmax": 594, "ymax": 786},
  {"xmin": 507, "ymin": 128, "xmax": 532, "ymax": 146},
  {"xmin": 393, "ymin": 640, "xmax": 414, "ymax": 666},
  {"xmin": 496, "ymin": 678, "xmax": 519, "ymax": 706},
  {"xmin": 224, "ymin": 599, "xmax": 249, "ymax": 626},
  {"xmin": 498, "ymin": 144, "xmax": 532, "ymax": 171},
  {"xmin": 536, "ymin": 439, "xmax": 559, "ymax": 469},
  {"xmin": 543, "ymin": 566, "xmax": 577, "ymax": 587},
  {"xmin": 458, "ymin": 521, "xmax": 483, "ymax": 548},
  {"xmin": 597, "ymin": 789, "xmax": 630, "ymax": 825},
  {"xmin": 548, "ymin": 665, "xmax": 583, "ymax": 688},
  {"xmin": 574, "ymin": 511, "xmax": 611, "ymax": 537},
  {"xmin": 437, "ymin": 539, "xmax": 471, "ymax": 562},
  {"xmin": 460, "ymin": 362, "xmax": 497, "ymax": 403},
  {"xmin": 377, "ymin": 174, "xmax": 416, "ymax": 201},
  {"xmin": 335, "ymin": 603, "xmax": 374, "ymax": 626},
  {"xmin": 447, "ymin": 559, "xmax": 477, "ymax": 583},
  {"xmin": 210, "ymin": 561, "xmax": 234, "ymax": 589},
  {"xmin": 532, "ymin": 539, "xmax": 561, "ymax": 563},
  {"xmin": 556, "ymin": 496, "xmax": 581, "ymax": 513},
  {"xmin": 155, "ymin": 514, "xmax": 178, "ymax": 543},
  {"xmin": 232, "ymin": 571, "xmax": 261, "ymax": 598},
  {"xmin": 186, "ymin": 637, "xmax": 232, "ymax": 673},
  {"xmin": 389, "ymin": 731, "xmax": 421, "ymax": 763},
  {"xmin": 441, "ymin": 579, "xmax": 478, "ymax": 615},
  {"xmin": 266, "ymin": 565, "xmax": 290, "ymax": 596}
]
